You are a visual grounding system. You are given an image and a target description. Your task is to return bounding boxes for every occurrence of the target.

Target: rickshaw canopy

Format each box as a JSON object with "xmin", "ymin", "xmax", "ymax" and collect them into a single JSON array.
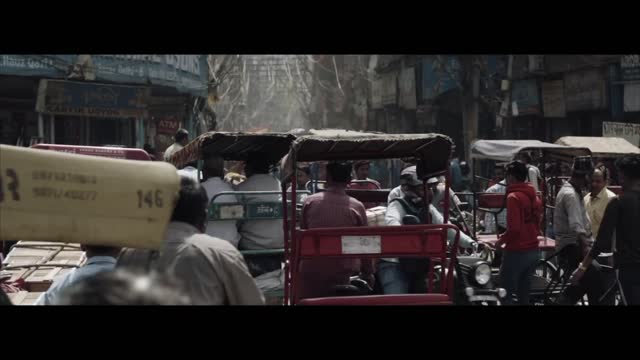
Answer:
[
  {"xmin": 0, "ymin": 145, "xmax": 179, "ymax": 250},
  {"xmin": 169, "ymin": 131, "xmax": 295, "ymax": 169},
  {"xmin": 470, "ymin": 139, "xmax": 592, "ymax": 163},
  {"xmin": 554, "ymin": 136, "xmax": 640, "ymax": 158},
  {"xmin": 284, "ymin": 130, "xmax": 453, "ymax": 178}
]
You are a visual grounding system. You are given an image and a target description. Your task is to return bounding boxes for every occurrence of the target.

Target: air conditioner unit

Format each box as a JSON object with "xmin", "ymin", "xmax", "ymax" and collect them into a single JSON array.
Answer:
[{"xmin": 528, "ymin": 55, "xmax": 545, "ymax": 73}]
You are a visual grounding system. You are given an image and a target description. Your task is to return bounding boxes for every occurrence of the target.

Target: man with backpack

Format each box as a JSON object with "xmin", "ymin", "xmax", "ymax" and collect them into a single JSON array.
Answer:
[
  {"xmin": 495, "ymin": 160, "xmax": 542, "ymax": 305},
  {"xmin": 378, "ymin": 166, "xmax": 476, "ymax": 294}
]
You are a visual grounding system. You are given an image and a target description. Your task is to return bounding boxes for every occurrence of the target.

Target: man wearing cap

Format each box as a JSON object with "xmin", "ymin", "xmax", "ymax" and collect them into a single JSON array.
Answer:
[
  {"xmin": 387, "ymin": 162, "xmax": 417, "ymax": 203},
  {"xmin": 553, "ymin": 156, "xmax": 610, "ymax": 305},
  {"xmin": 378, "ymin": 166, "xmax": 477, "ymax": 294},
  {"xmin": 347, "ymin": 160, "xmax": 381, "ymax": 209},
  {"xmin": 200, "ymin": 154, "xmax": 241, "ymax": 248}
]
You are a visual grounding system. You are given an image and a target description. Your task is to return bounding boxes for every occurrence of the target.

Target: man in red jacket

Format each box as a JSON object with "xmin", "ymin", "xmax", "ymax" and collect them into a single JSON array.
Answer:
[{"xmin": 496, "ymin": 160, "xmax": 543, "ymax": 305}]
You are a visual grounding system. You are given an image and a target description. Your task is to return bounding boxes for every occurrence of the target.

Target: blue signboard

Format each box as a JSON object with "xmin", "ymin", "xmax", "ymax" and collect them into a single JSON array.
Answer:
[
  {"xmin": 0, "ymin": 55, "xmax": 208, "ymax": 96},
  {"xmin": 36, "ymin": 80, "xmax": 150, "ymax": 118},
  {"xmin": 421, "ymin": 55, "xmax": 461, "ymax": 100},
  {"xmin": 511, "ymin": 79, "xmax": 540, "ymax": 116},
  {"xmin": 621, "ymin": 55, "xmax": 640, "ymax": 82}
]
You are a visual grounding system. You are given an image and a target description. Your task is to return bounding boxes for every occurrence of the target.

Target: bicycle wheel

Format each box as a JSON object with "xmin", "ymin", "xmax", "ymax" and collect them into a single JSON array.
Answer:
[{"xmin": 530, "ymin": 259, "xmax": 563, "ymax": 305}]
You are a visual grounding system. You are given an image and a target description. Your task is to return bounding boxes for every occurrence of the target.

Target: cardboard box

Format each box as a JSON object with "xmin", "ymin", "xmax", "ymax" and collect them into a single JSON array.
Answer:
[{"xmin": 8, "ymin": 291, "xmax": 44, "ymax": 305}]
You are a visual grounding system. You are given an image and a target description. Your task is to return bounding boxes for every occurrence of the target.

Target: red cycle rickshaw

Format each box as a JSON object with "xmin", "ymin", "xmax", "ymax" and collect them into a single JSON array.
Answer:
[{"xmin": 281, "ymin": 130, "xmax": 463, "ymax": 305}]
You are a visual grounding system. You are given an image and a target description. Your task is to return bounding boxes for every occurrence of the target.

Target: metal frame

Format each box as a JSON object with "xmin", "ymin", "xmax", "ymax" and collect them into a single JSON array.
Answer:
[{"xmin": 282, "ymin": 132, "xmax": 456, "ymax": 305}]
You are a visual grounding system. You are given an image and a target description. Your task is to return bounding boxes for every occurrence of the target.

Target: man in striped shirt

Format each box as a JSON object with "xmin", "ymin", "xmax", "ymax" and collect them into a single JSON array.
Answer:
[{"xmin": 299, "ymin": 161, "xmax": 374, "ymax": 299}]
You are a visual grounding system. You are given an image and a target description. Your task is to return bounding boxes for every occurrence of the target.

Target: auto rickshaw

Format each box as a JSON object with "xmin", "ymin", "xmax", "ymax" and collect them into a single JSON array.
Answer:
[
  {"xmin": 0, "ymin": 144, "xmax": 179, "ymax": 304},
  {"xmin": 168, "ymin": 131, "xmax": 299, "ymax": 305},
  {"xmin": 280, "ymin": 129, "xmax": 503, "ymax": 305}
]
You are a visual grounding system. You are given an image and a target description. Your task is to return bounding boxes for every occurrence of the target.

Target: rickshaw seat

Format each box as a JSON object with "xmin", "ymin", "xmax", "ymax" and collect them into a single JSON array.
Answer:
[
  {"xmin": 477, "ymin": 193, "xmax": 506, "ymax": 209},
  {"xmin": 298, "ymin": 294, "xmax": 452, "ymax": 306},
  {"xmin": 608, "ymin": 186, "xmax": 622, "ymax": 195}
]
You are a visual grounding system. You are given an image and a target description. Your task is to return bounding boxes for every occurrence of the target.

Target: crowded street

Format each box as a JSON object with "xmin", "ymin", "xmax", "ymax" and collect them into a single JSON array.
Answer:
[{"xmin": 1, "ymin": 54, "xmax": 640, "ymax": 306}]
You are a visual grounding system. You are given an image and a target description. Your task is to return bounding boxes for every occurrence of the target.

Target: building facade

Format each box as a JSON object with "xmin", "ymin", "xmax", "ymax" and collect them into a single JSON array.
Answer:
[
  {"xmin": 0, "ymin": 55, "xmax": 209, "ymax": 158},
  {"xmin": 367, "ymin": 54, "xmax": 640, "ymax": 154}
]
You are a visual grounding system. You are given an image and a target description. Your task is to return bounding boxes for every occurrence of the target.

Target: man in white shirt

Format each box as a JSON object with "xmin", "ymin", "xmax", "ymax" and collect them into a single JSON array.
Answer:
[
  {"xmin": 482, "ymin": 180, "xmax": 508, "ymax": 234},
  {"xmin": 163, "ymin": 129, "xmax": 189, "ymax": 162},
  {"xmin": 200, "ymin": 154, "xmax": 241, "ymax": 248},
  {"xmin": 237, "ymin": 153, "xmax": 284, "ymax": 276},
  {"xmin": 35, "ymin": 245, "xmax": 120, "ymax": 305},
  {"xmin": 117, "ymin": 176, "xmax": 264, "ymax": 305},
  {"xmin": 177, "ymin": 161, "xmax": 200, "ymax": 183},
  {"xmin": 519, "ymin": 152, "xmax": 541, "ymax": 192}
]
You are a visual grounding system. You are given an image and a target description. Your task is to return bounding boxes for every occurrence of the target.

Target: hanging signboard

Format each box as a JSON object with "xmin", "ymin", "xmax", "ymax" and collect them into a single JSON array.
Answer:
[
  {"xmin": 381, "ymin": 72, "xmax": 397, "ymax": 106},
  {"xmin": 36, "ymin": 79, "xmax": 150, "ymax": 118},
  {"xmin": 511, "ymin": 79, "xmax": 540, "ymax": 116},
  {"xmin": 621, "ymin": 55, "xmax": 640, "ymax": 82},
  {"xmin": 624, "ymin": 84, "xmax": 640, "ymax": 112},
  {"xmin": 421, "ymin": 55, "xmax": 460, "ymax": 100},
  {"xmin": 603, "ymin": 121, "xmax": 640, "ymax": 147},
  {"xmin": 398, "ymin": 67, "xmax": 417, "ymax": 109},
  {"xmin": 0, "ymin": 55, "xmax": 208, "ymax": 96},
  {"xmin": 564, "ymin": 69, "xmax": 608, "ymax": 112},
  {"xmin": 156, "ymin": 116, "xmax": 180, "ymax": 135},
  {"xmin": 542, "ymin": 80, "xmax": 566, "ymax": 118},
  {"xmin": 371, "ymin": 77, "xmax": 383, "ymax": 109}
]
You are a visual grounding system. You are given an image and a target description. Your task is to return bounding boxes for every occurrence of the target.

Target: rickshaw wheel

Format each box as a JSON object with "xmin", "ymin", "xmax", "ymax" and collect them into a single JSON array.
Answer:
[{"xmin": 530, "ymin": 259, "xmax": 562, "ymax": 305}]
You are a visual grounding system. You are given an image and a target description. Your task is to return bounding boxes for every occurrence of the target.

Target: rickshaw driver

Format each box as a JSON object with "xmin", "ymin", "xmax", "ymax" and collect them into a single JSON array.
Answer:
[
  {"xmin": 378, "ymin": 166, "xmax": 477, "ymax": 294},
  {"xmin": 387, "ymin": 160, "xmax": 418, "ymax": 202},
  {"xmin": 200, "ymin": 154, "xmax": 242, "ymax": 248},
  {"xmin": 299, "ymin": 161, "xmax": 375, "ymax": 299}
]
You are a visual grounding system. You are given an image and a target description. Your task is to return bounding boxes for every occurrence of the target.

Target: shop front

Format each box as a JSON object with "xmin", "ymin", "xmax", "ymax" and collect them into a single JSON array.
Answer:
[
  {"xmin": 0, "ymin": 55, "xmax": 209, "ymax": 148},
  {"xmin": 35, "ymin": 79, "xmax": 150, "ymax": 148}
]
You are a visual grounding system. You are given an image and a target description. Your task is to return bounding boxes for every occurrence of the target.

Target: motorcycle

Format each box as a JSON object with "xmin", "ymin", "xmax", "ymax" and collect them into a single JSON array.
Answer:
[{"xmin": 403, "ymin": 214, "xmax": 506, "ymax": 305}]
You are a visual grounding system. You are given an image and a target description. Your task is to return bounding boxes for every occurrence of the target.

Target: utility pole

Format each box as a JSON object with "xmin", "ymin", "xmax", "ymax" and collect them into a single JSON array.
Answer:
[
  {"xmin": 460, "ymin": 56, "xmax": 481, "ymax": 166},
  {"xmin": 497, "ymin": 55, "xmax": 514, "ymax": 139}
]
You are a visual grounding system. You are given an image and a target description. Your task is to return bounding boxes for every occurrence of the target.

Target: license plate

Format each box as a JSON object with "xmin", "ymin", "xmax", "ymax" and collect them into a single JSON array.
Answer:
[
  {"xmin": 469, "ymin": 295, "xmax": 499, "ymax": 302},
  {"xmin": 341, "ymin": 235, "xmax": 381, "ymax": 254},
  {"xmin": 219, "ymin": 205, "xmax": 244, "ymax": 219}
]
